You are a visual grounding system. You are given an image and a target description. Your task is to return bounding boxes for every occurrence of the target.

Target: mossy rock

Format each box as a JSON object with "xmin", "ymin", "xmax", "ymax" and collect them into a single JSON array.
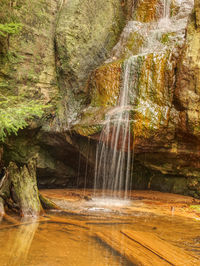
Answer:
[
  {"xmin": 0, "ymin": 0, "xmax": 59, "ymax": 104},
  {"xmin": 89, "ymin": 61, "xmax": 122, "ymax": 107},
  {"xmin": 132, "ymin": 0, "xmax": 162, "ymax": 22},
  {"xmin": 56, "ymin": 0, "xmax": 126, "ymax": 92}
]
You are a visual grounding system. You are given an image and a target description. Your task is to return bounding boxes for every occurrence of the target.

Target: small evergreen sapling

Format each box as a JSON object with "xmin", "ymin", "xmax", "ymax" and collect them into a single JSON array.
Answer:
[
  {"xmin": 0, "ymin": 95, "xmax": 50, "ymax": 142},
  {"xmin": 0, "ymin": 22, "xmax": 22, "ymax": 37}
]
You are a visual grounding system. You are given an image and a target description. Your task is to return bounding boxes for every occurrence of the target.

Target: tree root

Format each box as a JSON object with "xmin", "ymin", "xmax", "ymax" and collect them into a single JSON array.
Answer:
[
  {"xmin": 39, "ymin": 193, "xmax": 59, "ymax": 210},
  {"xmin": 0, "ymin": 156, "xmax": 59, "ymax": 217},
  {"xmin": 0, "ymin": 197, "xmax": 5, "ymax": 215}
]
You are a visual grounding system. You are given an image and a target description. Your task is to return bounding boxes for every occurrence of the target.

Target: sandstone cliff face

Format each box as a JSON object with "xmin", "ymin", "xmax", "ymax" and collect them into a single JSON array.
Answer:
[
  {"xmin": 0, "ymin": 0, "xmax": 126, "ymax": 187},
  {"xmin": 0, "ymin": 0, "xmax": 64, "ymax": 187},
  {"xmin": 0, "ymin": 0, "xmax": 59, "ymax": 103},
  {"xmin": 74, "ymin": 0, "xmax": 200, "ymax": 197},
  {"xmin": 55, "ymin": 0, "xmax": 126, "ymax": 127},
  {"xmin": 1, "ymin": 0, "xmax": 200, "ymax": 197}
]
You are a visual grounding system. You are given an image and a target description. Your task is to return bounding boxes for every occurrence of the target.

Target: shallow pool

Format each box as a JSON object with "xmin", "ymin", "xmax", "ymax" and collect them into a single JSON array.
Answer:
[{"xmin": 0, "ymin": 190, "xmax": 200, "ymax": 266}]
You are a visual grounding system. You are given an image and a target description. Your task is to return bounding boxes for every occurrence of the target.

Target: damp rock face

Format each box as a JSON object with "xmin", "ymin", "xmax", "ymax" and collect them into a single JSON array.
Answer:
[
  {"xmin": 0, "ymin": 0, "xmax": 61, "ymax": 187},
  {"xmin": 74, "ymin": 0, "xmax": 200, "ymax": 198},
  {"xmin": 0, "ymin": 0, "xmax": 126, "ymax": 187},
  {"xmin": 1, "ymin": 0, "xmax": 200, "ymax": 197},
  {"xmin": 54, "ymin": 0, "xmax": 126, "ymax": 126},
  {"xmin": 0, "ymin": 0, "xmax": 59, "ymax": 104}
]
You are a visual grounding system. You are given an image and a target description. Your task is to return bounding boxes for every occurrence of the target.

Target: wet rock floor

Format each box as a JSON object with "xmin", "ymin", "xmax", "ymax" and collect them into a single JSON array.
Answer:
[{"xmin": 0, "ymin": 189, "xmax": 200, "ymax": 265}]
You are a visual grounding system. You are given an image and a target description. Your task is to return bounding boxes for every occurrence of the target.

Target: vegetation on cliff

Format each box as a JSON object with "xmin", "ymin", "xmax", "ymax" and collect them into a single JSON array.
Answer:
[
  {"xmin": 0, "ymin": 96, "xmax": 50, "ymax": 142},
  {"xmin": 0, "ymin": 22, "xmax": 22, "ymax": 37}
]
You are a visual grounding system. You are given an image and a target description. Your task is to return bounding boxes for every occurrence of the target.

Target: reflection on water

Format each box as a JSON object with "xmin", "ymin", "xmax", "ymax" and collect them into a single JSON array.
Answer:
[
  {"xmin": 0, "ymin": 191, "xmax": 200, "ymax": 266},
  {"xmin": 2, "ymin": 218, "xmax": 39, "ymax": 266}
]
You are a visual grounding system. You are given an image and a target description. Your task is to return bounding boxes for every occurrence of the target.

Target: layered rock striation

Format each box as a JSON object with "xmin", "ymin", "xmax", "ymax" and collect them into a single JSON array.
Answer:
[
  {"xmin": 0, "ymin": 0, "xmax": 126, "ymax": 188},
  {"xmin": 1, "ymin": 0, "xmax": 200, "ymax": 197}
]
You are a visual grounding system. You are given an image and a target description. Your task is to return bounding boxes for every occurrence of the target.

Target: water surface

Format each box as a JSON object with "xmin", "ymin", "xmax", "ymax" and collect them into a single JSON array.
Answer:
[{"xmin": 0, "ymin": 190, "xmax": 200, "ymax": 266}]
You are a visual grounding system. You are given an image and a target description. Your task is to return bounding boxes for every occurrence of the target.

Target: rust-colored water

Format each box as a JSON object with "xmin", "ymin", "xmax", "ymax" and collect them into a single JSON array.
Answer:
[{"xmin": 0, "ymin": 189, "xmax": 200, "ymax": 266}]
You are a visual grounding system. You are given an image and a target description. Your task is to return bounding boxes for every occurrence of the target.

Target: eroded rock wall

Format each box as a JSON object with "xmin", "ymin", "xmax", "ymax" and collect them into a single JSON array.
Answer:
[
  {"xmin": 0, "ymin": 0, "xmax": 126, "ymax": 188},
  {"xmin": 74, "ymin": 0, "xmax": 200, "ymax": 197},
  {"xmin": 0, "ymin": 0, "xmax": 59, "ymax": 103},
  {"xmin": 2, "ymin": 0, "xmax": 200, "ymax": 197},
  {"xmin": 54, "ymin": 0, "xmax": 126, "ymax": 127}
]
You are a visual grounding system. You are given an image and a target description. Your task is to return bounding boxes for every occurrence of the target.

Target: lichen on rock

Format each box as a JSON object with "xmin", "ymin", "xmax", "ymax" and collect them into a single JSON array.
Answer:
[
  {"xmin": 1, "ymin": 0, "xmax": 200, "ymax": 199},
  {"xmin": 54, "ymin": 0, "xmax": 126, "ymax": 127}
]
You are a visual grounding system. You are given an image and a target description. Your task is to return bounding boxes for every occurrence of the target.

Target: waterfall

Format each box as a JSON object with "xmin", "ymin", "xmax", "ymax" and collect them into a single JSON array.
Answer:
[
  {"xmin": 94, "ymin": 59, "xmax": 133, "ymax": 198},
  {"xmin": 93, "ymin": 0, "xmax": 194, "ymax": 198},
  {"xmin": 163, "ymin": 0, "xmax": 170, "ymax": 19},
  {"xmin": 157, "ymin": 0, "xmax": 172, "ymax": 30}
]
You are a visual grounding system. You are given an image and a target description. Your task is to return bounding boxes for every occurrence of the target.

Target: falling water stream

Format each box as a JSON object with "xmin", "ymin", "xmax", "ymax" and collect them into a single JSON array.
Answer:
[
  {"xmin": 94, "ymin": 0, "xmax": 176, "ymax": 198},
  {"xmin": 163, "ymin": 0, "xmax": 171, "ymax": 18},
  {"xmin": 94, "ymin": 0, "xmax": 194, "ymax": 199},
  {"xmin": 94, "ymin": 59, "xmax": 133, "ymax": 198}
]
